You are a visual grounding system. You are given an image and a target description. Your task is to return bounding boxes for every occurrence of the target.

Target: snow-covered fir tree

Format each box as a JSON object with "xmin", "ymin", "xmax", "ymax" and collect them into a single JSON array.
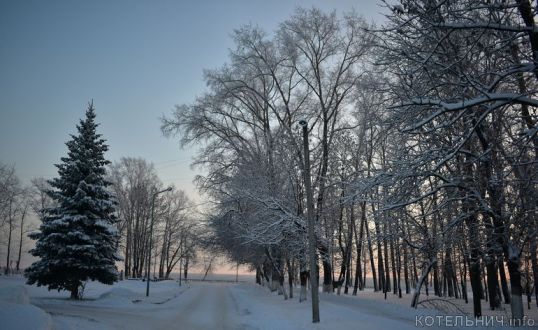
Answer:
[{"xmin": 25, "ymin": 101, "xmax": 120, "ymax": 299}]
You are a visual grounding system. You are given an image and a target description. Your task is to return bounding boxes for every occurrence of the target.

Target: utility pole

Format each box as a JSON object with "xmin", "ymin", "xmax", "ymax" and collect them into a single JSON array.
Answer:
[
  {"xmin": 146, "ymin": 186, "xmax": 173, "ymax": 297},
  {"xmin": 300, "ymin": 120, "xmax": 320, "ymax": 323}
]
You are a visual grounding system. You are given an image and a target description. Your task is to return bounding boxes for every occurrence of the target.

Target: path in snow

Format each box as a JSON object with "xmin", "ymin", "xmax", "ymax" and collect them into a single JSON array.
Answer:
[
  {"xmin": 155, "ymin": 284, "xmax": 240, "ymax": 330},
  {"xmin": 34, "ymin": 283, "xmax": 243, "ymax": 330},
  {"xmin": 4, "ymin": 277, "xmax": 511, "ymax": 329}
]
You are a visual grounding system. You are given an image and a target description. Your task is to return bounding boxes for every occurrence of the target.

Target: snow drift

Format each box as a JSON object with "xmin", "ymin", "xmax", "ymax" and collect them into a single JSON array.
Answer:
[{"xmin": 0, "ymin": 284, "xmax": 52, "ymax": 330}]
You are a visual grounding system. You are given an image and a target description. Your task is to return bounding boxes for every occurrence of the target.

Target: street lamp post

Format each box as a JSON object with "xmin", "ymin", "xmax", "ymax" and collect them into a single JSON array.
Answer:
[
  {"xmin": 146, "ymin": 186, "xmax": 173, "ymax": 297},
  {"xmin": 299, "ymin": 120, "xmax": 320, "ymax": 323}
]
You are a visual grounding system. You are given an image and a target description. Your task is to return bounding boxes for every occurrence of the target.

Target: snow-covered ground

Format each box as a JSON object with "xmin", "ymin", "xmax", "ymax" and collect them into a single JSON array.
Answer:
[{"xmin": 0, "ymin": 275, "xmax": 535, "ymax": 329}]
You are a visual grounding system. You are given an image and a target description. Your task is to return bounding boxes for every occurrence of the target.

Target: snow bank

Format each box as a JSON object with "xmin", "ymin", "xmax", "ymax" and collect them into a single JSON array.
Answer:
[
  {"xmin": 0, "ymin": 286, "xmax": 53, "ymax": 330},
  {"xmin": 231, "ymin": 283, "xmax": 436, "ymax": 330},
  {"xmin": 94, "ymin": 287, "xmax": 137, "ymax": 306},
  {"xmin": 99, "ymin": 287, "xmax": 137, "ymax": 299},
  {"xmin": 0, "ymin": 285, "xmax": 30, "ymax": 304},
  {"xmin": 0, "ymin": 302, "xmax": 53, "ymax": 330}
]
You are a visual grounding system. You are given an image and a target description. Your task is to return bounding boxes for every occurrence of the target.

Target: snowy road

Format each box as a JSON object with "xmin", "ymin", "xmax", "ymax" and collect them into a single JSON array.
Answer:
[
  {"xmin": 155, "ymin": 284, "xmax": 240, "ymax": 330},
  {"xmin": 19, "ymin": 280, "xmax": 461, "ymax": 330},
  {"xmin": 3, "ymin": 276, "xmax": 535, "ymax": 329},
  {"xmin": 34, "ymin": 283, "xmax": 244, "ymax": 330}
]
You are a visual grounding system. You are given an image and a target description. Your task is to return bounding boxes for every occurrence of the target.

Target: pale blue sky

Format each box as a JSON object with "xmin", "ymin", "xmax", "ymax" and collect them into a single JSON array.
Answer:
[{"xmin": 0, "ymin": 0, "xmax": 385, "ymax": 200}]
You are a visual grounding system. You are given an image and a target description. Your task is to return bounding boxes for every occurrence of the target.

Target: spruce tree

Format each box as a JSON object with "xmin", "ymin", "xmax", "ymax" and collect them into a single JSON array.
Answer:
[{"xmin": 25, "ymin": 101, "xmax": 120, "ymax": 299}]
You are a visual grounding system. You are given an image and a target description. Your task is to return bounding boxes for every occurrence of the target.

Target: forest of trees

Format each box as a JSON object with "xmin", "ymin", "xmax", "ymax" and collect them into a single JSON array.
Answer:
[
  {"xmin": 0, "ymin": 164, "xmax": 33, "ymax": 276},
  {"xmin": 0, "ymin": 0, "xmax": 537, "ymax": 324},
  {"xmin": 1, "ymin": 158, "xmax": 199, "ymax": 293},
  {"xmin": 0, "ymin": 166, "xmax": 60, "ymax": 278},
  {"xmin": 0, "ymin": 105, "xmax": 203, "ymax": 299},
  {"xmin": 0, "ymin": 159, "xmax": 200, "ymax": 280},
  {"xmin": 108, "ymin": 157, "xmax": 200, "ymax": 280},
  {"xmin": 162, "ymin": 1, "xmax": 538, "ymax": 323}
]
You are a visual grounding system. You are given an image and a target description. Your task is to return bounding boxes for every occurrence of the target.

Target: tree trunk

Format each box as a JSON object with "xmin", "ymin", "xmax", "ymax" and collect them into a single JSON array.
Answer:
[
  {"xmin": 344, "ymin": 205, "xmax": 354, "ymax": 294},
  {"xmin": 374, "ymin": 220, "xmax": 385, "ymax": 292},
  {"xmin": 70, "ymin": 284, "xmax": 79, "ymax": 300},
  {"xmin": 411, "ymin": 259, "xmax": 436, "ymax": 308},
  {"xmin": 459, "ymin": 245, "xmax": 469, "ymax": 304},
  {"xmin": 402, "ymin": 222, "xmax": 410, "ymax": 294},
  {"xmin": 299, "ymin": 254, "xmax": 308, "ymax": 302},
  {"xmin": 184, "ymin": 256, "xmax": 189, "ymax": 280},
  {"xmin": 383, "ymin": 223, "xmax": 391, "ymax": 294},
  {"xmin": 319, "ymin": 244, "xmax": 333, "ymax": 293},
  {"xmin": 256, "ymin": 265, "xmax": 262, "ymax": 285},
  {"xmin": 411, "ymin": 247, "xmax": 419, "ymax": 287},
  {"xmin": 366, "ymin": 218, "xmax": 378, "ymax": 291},
  {"xmin": 444, "ymin": 249, "xmax": 455, "ymax": 298},
  {"xmin": 389, "ymin": 220, "xmax": 397, "ymax": 295},
  {"xmin": 16, "ymin": 205, "xmax": 27, "ymax": 272},
  {"xmin": 353, "ymin": 203, "xmax": 366, "ymax": 295},
  {"xmin": 507, "ymin": 249, "xmax": 525, "ymax": 323},
  {"xmin": 466, "ymin": 214, "xmax": 483, "ymax": 317},
  {"xmin": 287, "ymin": 258, "xmax": 294, "ymax": 299},
  {"xmin": 396, "ymin": 234, "xmax": 402, "ymax": 298},
  {"xmin": 530, "ymin": 237, "xmax": 538, "ymax": 307},
  {"xmin": 275, "ymin": 258, "xmax": 288, "ymax": 300},
  {"xmin": 5, "ymin": 199, "xmax": 13, "ymax": 275},
  {"xmin": 125, "ymin": 225, "xmax": 131, "ymax": 278},
  {"xmin": 5, "ymin": 222, "xmax": 12, "ymax": 275},
  {"xmin": 485, "ymin": 255, "xmax": 501, "ymax": 310}
]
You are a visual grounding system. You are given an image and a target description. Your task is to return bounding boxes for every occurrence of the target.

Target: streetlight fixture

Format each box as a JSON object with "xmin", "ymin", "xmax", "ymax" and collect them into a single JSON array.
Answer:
[
  {"xmin": 146, "ymin": 186, "xmax": 173, "ymax": 297},
  {"xmin": 299, "ymin": 119, "xmax": 320, "ymax": 323}
]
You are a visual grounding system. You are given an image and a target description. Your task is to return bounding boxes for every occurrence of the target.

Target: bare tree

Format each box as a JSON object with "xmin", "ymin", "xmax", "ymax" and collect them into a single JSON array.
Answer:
[
  {"xmin": 15, "ymin": 190, "xmax": 30, "ymax": 272},
  {"xmin": 109, "ymin": 157, "xmax": 161, "ymax": 278},
  {"xmin": 374, "ymin": 0, "xmax": 538, "ymax": 320},
  {"xmin": 157, "ymin": 189, "xmax": 197, "ymax": 279},
  {"xmin": 0, "ymin": 163, "xmax": 22, "ymax": 275}
]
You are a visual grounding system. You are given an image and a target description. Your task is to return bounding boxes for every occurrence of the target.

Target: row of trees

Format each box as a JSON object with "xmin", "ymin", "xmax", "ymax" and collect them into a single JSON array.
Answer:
[
  {"xmin": 108, "ymin": 157, "xmax": 199, "ymax": 280},
  {"xmin": 163, "ymin": 2, "xmax": 538, "ymax": 322},
  {"xmin": 0, "ymin": 163, "xmax": 29, "ymax": 275},
  {"xmin": 0, "ymin": 164, "xmax": 52, "ymax": 275},
  {"xmin": 1, "ymin": 158, "xmax": 199, "ymax": 282}
]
